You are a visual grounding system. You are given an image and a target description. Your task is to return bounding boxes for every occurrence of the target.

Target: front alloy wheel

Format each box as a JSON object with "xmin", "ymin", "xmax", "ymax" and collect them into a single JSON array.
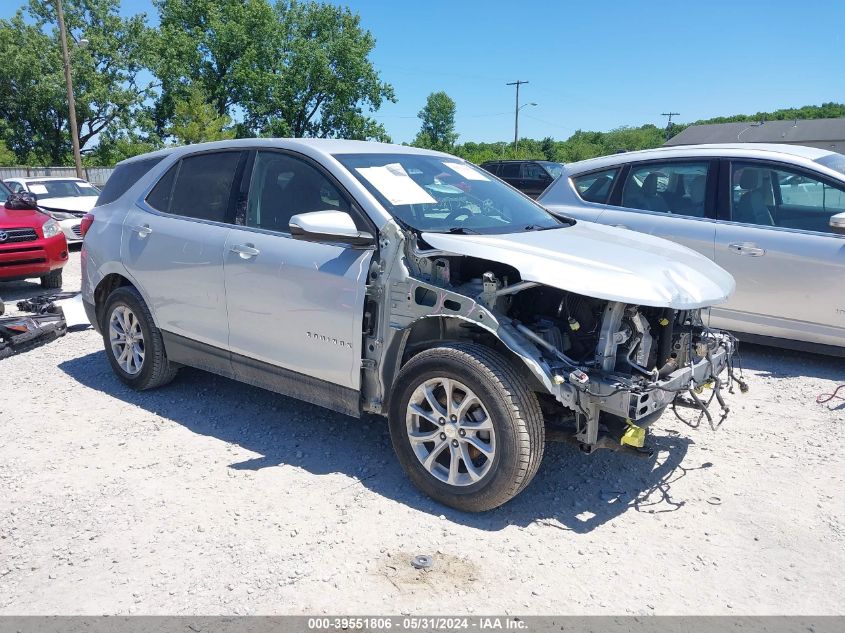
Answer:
[
  {"xmin": 389, "ymin": 343, "xmax": 545, "ymax": 512},
  {"xmin": 406, "ymin": 378, "xmax": 496, "ymax": 486},
  {"xmin": 109, "ymin": 305, "xmax": 145, "ymax": 375}
]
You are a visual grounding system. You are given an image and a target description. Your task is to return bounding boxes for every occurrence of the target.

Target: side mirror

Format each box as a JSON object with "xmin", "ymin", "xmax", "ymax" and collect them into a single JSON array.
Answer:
[
  {"xmin": 289, "ymin": 210, "xmax": 374, "ymax": 247},
  {"xmin": 4, "ymin": 192, "xmax": 39, "ymax": 211},
  {"xmin": 830, "ymin": 212, "xmax": 845, "ymax": 235}
]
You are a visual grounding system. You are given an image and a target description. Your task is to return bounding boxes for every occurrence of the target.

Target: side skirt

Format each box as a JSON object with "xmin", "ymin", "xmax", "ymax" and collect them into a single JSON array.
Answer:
[{"xmin": 161, "ymin": 331, "xmax": 361, "ymax": 417}]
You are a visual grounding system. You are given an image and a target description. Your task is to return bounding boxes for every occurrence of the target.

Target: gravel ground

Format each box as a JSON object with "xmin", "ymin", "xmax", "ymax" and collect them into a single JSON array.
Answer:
[{"xmin": 1, "ymin": 249, "xmax": 843, "ymax": 615}]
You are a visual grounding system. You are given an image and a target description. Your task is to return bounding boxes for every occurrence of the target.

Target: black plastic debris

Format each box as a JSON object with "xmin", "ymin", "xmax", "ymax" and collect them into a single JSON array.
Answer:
[{"xmin": 0, "ymin": 295, "xmax": 68, "ymax": 360}]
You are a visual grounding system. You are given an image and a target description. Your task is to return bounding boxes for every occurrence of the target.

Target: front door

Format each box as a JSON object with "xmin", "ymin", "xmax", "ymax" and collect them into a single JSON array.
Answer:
[
  {"xmin": 223, "ymin": 150, "xmax": 374, "ymax": 394},
  {"xmin": 594, "ymin": 159, "xmax": 718, "ymax": 259},
  {"xmin": 712, "ymin": 160, "xmax": 845, "ymax": 347},
  {"xmin": 121, "ymin": 150, "xmax": 246, "ymax": 350}
]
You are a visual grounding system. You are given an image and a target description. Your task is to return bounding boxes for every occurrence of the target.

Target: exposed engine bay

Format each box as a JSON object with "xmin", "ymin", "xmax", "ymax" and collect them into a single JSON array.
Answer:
[{"xmin": 361, "ymin": 224, "xmax": 745, "ymax": 455}]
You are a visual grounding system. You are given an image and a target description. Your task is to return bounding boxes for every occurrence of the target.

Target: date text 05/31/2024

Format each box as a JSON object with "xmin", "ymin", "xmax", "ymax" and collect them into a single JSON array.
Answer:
[{"xmin": 307, "ymin": 617, "xmax": 528, "ymax": 630}]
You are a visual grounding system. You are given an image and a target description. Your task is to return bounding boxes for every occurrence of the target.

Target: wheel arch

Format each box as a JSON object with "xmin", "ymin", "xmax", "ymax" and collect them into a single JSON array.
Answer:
[
  {"xmin": 380, "ymin": 315, "xmax": 547, "ymax": 412},
  {"xmin": 93, "ymin": 272, "xmax": 157, "ymax": 331}
]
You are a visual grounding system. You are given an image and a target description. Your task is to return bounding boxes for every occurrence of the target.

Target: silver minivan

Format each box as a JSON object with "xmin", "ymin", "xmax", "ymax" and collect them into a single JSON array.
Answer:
[{"xmin": 539, "ymin": 143, "xmax": 845, "ymax": 356}]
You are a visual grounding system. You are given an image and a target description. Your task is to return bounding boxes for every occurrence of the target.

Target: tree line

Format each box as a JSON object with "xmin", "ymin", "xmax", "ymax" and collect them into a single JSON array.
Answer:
[
  {"xmin": 0, "ymin": 0, "xmax": 394, "ymax": 166},
  {"xmin": 1, "ymin": 1, "xmax": 843, "ymax": 168}
]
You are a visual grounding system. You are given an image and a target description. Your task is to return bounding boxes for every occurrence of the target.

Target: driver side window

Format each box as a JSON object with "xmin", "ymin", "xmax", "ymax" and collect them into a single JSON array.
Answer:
[
  {"xmin": 245, "ymin": 151, "xmax": 349, "ymax": 234},
  {"xmin": 731, "ymin": 162, "xmax": 845, "ymax": 233}
]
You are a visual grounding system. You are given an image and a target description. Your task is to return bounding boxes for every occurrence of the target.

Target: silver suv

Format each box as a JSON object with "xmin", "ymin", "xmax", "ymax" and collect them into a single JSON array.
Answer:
[{"xmin": 82, "ymin": 139, "xmax": 739, "ymax": 511}]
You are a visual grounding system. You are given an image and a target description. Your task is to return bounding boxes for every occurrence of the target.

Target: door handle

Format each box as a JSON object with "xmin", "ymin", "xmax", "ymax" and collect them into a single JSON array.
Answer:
[
  {"xmin": 131, "ymin": 224, "xmax": 152, "ymax": 238},
  {"xmin": 728, "ymin": 242, "xmax": 765, "ymax": 257},
  {"xmin": 229, "ymin": 243, "xmax": 260, "ymax": 259},
  {"xmin": 612, "ymin": 224, "xmax": 629, "ymax": 230}
]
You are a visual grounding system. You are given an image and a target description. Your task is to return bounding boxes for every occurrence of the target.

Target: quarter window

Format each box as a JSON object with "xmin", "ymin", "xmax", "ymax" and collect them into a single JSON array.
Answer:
[
  {"xmin": 621, "ymin": 162, "xmax": 710, "ymax": 216},
  {"xmin": 146, "ymin": 151, "xmax": 243, "ymax": 222},
  {"xmin": 731, "ymin": 162, "xmax": 845, "ymax": 233},
  {"xmin": 245, "ymin": 151, "xmax": 349, "ymax": 233},
  {"xmin": 98, "ymin": 156, "xmax": 164, "ymax": 206},
  {"xmin": 522, "ymin": 163, "xmax": 545, "ymax": 179},
  {"xmin": 571, "ymin": 168, "xmax": 619, "ymax": 204}
]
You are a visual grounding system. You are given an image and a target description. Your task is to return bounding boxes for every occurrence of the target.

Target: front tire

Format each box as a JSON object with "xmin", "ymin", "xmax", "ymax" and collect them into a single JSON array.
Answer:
[
  {"xmin": 389, "ymin": 343, "xmax": 545, "ymax": 512},
  {"xmin": 40, "ymin": 269, "xmax": 63, "ymax": 289},
  {"xmin": 102, "ymin": 286, "xmax": 178, "ymax": 390}
]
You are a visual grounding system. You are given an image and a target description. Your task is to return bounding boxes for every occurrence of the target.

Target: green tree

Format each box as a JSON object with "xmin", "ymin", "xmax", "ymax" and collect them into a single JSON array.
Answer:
[
  {"xmin": 413, "ymin": 91, "xmax": 458, "ymax": 151},
  {"xmin": 0, "ymin": 138, "xmax": 16, "ymax": 166},
  {"xmin": 152, "ymin": 0, "xmax": 395, "ymax": 141},
  {"xmin": 168, "ymin": 86, "xmax": 236, "ymax": 144},
  {"xmin": 0, "ymin": 0, "xmax": 155, "ymax": 165}
]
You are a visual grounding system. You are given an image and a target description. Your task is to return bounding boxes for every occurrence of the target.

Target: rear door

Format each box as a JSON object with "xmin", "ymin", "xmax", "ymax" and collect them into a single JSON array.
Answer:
[
  {"xmin": 593, "ymin": 159, "xmax": 718, "ymax": 259},
  {"xmin": 520, "ymin": 162, "xmax": 553, "ymax": 198},
  {"xmin": 122, "ymin": 150, "xmax": 246, "ymax": 350},
  {"xmin": 712, "ymin": 159, "xmax": 845, "ymax": 346},
  {"xmin": 223, "ymin": 149, "xmax": 374, "ymax": 394}
]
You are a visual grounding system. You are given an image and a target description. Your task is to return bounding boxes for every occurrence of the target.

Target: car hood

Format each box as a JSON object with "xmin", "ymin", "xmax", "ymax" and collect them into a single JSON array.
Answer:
[
  {"xmin": 0, "ymin": 206, "xmax": 46, "ymax": 229},
  {"xmin": 36, "ymin": 196, "xmax": 97, "ymax": 212},
  {"xmin": 421, "ymin": 221, "xmax": 735, "ymax": 309}
]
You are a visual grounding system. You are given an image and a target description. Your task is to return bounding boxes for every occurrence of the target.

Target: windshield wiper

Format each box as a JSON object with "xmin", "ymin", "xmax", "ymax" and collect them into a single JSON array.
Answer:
[{"xmin": 446, "ymin": 226, "xmax": 481, "ymax": 234}]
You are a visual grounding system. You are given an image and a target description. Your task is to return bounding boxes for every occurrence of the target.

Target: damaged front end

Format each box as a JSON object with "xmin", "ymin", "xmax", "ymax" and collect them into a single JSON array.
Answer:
[{"xmin": 362, "ymin": 222, "xmax": 744, "ymax": 455}]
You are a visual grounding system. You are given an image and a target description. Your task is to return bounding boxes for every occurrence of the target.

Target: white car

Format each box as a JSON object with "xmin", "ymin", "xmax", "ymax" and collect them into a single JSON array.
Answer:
[{"xmin": 3, "ymin": 177, "xmax": 100, "ymax": 243}]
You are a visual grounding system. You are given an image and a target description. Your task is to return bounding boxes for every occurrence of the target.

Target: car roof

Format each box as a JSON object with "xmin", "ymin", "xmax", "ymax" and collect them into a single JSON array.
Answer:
[
  {"xmin": 5, "ymin": 176, "xmax": 87, "ymax": 183},
  {"xmin": 117, "ymin": 138, "xmax": 454, "ymax": 167},
  {"xmin": 564, "ymin": 143, "xmax": 835, "ymax": 173}
]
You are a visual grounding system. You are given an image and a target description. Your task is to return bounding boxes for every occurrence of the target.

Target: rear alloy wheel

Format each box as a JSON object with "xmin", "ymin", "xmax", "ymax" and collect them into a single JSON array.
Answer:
[
  {"xmin": 390, "ymin": 343, "xmax": 545, "ymax": 512},
  {"xmin": 109, "ymin": 305, "xmax": 145, "ymax": 375},
  {"xmin": 102, "ymin": 286, "xmax": 178, "ymax": 390}
]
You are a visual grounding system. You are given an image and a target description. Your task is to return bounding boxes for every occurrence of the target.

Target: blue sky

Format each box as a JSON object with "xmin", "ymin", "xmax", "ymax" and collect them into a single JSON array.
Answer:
[{"xmin": 3, "ymin": 0, "xmax": 843, "ymax": 143}]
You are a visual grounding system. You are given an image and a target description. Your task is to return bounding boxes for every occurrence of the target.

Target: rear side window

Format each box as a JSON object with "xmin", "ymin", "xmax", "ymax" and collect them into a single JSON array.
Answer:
[
  {"xmin": 146, "ymin": 151, "xmax": 244, "ymax": 222},
  {"xmin": 97, "ymin": 156, "xmax": 164, "ymax": 206},
  {"xmin": 522, "ymin": 162, "xmax": 545, "ymax": 179},
  {"xmin": 572, "ymin": 168, "xmax": 619, "ymax": 204},
  {"xmin": 500, "ymin": 163, "xmax": 520, "ymax": 178},
  {"xmin": 481, "ymin": 162, "xmax": 499, "ymax": 176}
]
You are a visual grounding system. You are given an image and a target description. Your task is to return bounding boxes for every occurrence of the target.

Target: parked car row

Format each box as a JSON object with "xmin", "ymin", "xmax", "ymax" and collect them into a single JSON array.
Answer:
[{"xmin": 4, "ymin": 176, "xmax": 99, "ymax": 244}]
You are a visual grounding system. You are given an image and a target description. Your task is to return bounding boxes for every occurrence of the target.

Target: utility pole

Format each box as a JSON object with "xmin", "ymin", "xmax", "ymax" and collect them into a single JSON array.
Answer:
[
  {"xmin": 56, "ymin": 0, "xmax": 84, "ymax": 178},
  {"xmin": 507, "ymin": 80, "xmax": 529, "ymax": 151},
  {"xmin": 661, "ymin": 111, "xmax": 680, "ymax": 141}
]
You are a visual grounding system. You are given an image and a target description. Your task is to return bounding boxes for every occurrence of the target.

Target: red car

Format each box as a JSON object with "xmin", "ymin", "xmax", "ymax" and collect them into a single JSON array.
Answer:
[{"xmin": 0, "ymin": 182, "xmax": 68, "ymax": 289}]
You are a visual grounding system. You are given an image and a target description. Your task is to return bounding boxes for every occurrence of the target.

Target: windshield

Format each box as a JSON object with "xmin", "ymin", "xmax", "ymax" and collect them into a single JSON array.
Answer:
[
  {"xmin": 335, "ymin": 153, "xmax": 565, "ymax": 234},
  {"xmin": 815, "ymin": 153, "xmax": 845, "ymax": 177},
  {"xmin": 26, "ymin": 179, "xmax": 99, "ymax": 199},
  {"xmin": 538, "ymin": 161, "xmax": 565, "ymax": 179}
]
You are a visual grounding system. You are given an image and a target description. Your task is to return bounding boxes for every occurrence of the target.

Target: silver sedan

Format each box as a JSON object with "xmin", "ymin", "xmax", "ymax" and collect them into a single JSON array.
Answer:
[{"xmin": 538, "ymin": 143, "xmax": 845, "ymax": 355}]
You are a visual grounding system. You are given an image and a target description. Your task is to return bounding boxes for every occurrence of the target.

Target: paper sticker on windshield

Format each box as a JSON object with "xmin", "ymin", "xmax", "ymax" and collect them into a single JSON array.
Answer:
[
  {"xmin": 442, "ymin": 162, "xmax": 489, "ymax": 181},
  {"xmin": 28, "ymin": 184, "xmax": 48, "ymax": 194},
  {"xmin": 78, "ymin": 183, "xmax": 96, "ymax": 189},
  {"xmin": 356, "ymin": 163, "xmax": 437, "ymax": 205}
]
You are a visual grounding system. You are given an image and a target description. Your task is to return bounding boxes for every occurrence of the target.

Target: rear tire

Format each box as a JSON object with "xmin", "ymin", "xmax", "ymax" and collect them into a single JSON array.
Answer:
[
  {"xmin": 102, "ymin": 286, "xmax": 178, "ymax": 390},
  {"xmin": 389, "ymin": 343, "xmax": 545, "ymax": 512},
  {"xmin": 40, "ymin": 269, "xmax": 63, "ymax": 289}
]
